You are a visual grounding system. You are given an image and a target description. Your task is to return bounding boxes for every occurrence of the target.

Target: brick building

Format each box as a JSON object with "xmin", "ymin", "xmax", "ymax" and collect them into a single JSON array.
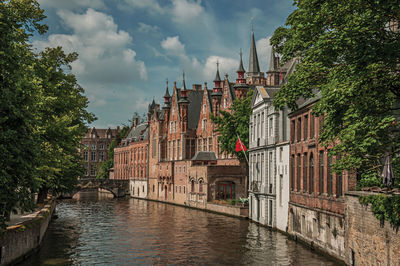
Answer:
[
  {"xmin": 146, "ymin": 31, "xmax": 266, "ymax": 211},
  {"xmin": 113, "ymin": 118, "xmax": 149, "ymax": 199},
  {"xmin": 80, "ymin": 127, "xmax": 119, "ymax": 178},
  {"xmin": 287, "ymin": 94, "xmax": 356, "ymax": 261}
]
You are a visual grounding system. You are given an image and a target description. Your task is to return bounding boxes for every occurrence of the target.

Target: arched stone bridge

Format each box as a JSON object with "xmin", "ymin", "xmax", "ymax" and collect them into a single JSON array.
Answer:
[{"xmin": 61, "ymin": 178, "xmax": 129, "ymax": 198}]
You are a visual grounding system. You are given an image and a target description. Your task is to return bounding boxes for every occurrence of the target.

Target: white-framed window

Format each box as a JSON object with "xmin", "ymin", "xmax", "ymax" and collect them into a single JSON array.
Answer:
[
  {"xmin": 261, "ymin": 112, "xmax": 264, "ymax": 138},
  {"xmin": 99, "ymin": 151, "xmax": 104, "ymax": 162},
  {"xmin": 84, "ymin": 164, "xmax": 88, "ymax": 176},
  {"xmin": 91, "ymin": 151, "xmax": 96, "ymax": 162},
  {"xmin": 91, "ymin": 143, "xmax": 96, "ymax": 150},
  {"xmin": 99, "ymin": 143, "xmax": 104, "ymax": 150},
  {"xmin": 84, "ymin": 151, "xmax": 88, "ymax": 161},
  {"xmin": 90, "ymin": 165, "xmax": 96, "ymax": 176},
  {"xmin": 269, "ymin": 118, "xmax": 273, "ymax": 136}
]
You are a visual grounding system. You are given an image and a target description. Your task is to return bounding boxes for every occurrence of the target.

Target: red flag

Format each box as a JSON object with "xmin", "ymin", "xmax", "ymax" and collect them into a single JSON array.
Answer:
[{"xmin": 235, "ymin": 137, "xmax": 247, "ymax": 152}]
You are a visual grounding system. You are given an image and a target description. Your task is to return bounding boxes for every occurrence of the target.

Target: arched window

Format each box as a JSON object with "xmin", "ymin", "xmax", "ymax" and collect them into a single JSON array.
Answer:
[
  {"xmin": 191, "ymin": 180, "xmax": 195, "ymax": 192},
  {"xmin": 304, "ymin": 153, "xmax": 308, "ymax": 192},
  {"xmin": 199, "ymin": 180, "xmax": 203, "ymax": 193},
  {"xmin": 309, "ymin": 154, "xmax": 314, "ymax": 193}
]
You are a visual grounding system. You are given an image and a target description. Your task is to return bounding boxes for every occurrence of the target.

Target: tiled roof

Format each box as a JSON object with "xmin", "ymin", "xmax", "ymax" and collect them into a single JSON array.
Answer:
[
  {"xmin": 187, "ymin": 89, "xmax": 203, "ymax": 129},
  {"xmin": 84, "ymin": 127, "xmax": 118, "ymax": 138},
  {"xmin": 125, "ymin": 123, "xmax": 149, "ymax": 141}
]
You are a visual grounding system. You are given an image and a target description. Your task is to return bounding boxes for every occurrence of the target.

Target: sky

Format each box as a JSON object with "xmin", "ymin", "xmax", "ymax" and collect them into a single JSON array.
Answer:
[{"xmin": 33, "ymin": 0, "xmax": 295, "ymax": 128}]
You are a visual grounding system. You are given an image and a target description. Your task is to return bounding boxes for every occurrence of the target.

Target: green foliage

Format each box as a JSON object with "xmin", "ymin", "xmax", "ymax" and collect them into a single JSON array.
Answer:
[
  {"xmin": 96, "ymin": 126, "xmax": 130, "ymax": 179},
  {"xmin": 359, "ymin": 194, "xmax": 400, "ymax": 230},
  {"xmin": 0, "ymin": 0, "xmax": 94, "ymax": 228},
  {"xmin": 211, "ymin": 89, "xmax": 253, "ymax": 164},
  {"xmin": 271, "ymin": 0, "xmax": 400, "ymax": 186}
]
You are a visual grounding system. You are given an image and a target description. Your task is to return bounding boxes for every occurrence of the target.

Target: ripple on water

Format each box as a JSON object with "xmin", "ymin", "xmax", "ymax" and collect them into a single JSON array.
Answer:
[{"xmin": 19, "ymin": 193, "xmax": 338, "ymax": 265}]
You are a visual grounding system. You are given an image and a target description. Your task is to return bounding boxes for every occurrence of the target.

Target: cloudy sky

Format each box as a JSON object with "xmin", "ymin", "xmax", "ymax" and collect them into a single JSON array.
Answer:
[{"xmin": 33, "ymin": 0, "xmax": 295, "ymax": 128}]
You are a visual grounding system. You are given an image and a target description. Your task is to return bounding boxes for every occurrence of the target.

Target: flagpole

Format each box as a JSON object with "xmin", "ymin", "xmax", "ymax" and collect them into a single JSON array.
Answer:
[{"xmin": 236, "ymin": 133, "xmax": 249, "ymax": 165}]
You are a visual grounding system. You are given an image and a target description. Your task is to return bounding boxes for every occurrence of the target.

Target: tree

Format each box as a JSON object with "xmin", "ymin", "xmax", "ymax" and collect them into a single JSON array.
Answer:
[
  {"xmin": 211, "ymin": 89, "xmax": 253, "ymax": 163},
  {"xmin": 97, "ymin": 126, "xmax": 130, "ymax": 179},
  {"xmin": 0, "ymin": 0, "xmax": 47, "ymax": 228},
  {"xmin": 271, "ymin": 0, "xmax": 400, "ymax": 187},
  {"xmin": 34, "ymin": 47, "xmax": 95, "ymax": 202}
]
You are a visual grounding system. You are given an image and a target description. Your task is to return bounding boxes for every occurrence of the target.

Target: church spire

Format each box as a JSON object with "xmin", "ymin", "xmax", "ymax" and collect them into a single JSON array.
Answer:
[
  {"xmin": 214, "ymin": 60, "xmax": 221, "ymax": 82},
  {"xmin": 248, "ymin": 30, "xmax": 260, "ymax": 74},
  {"xmin": 163, "ymin": 78, "xmax": 171, "ymax": 109},
  {"xmin": 268, "ymin": 46, "xmax": 278, "ymax": 71},
  {"xmin": 237, "ymin": 49, "xmax": 245, "ymax": 73}
]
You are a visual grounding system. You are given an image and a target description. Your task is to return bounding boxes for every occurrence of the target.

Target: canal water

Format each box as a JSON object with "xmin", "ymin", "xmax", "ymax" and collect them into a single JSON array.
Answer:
[{"xmin": 20, "ymin": 191, "xmax": 338, "ymax": 265}]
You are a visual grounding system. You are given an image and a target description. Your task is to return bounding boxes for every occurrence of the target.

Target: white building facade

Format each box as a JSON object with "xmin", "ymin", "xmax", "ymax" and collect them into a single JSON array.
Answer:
[{"xmin": 248, "ymin": 86, "xmax": 290, "ymax": 232}]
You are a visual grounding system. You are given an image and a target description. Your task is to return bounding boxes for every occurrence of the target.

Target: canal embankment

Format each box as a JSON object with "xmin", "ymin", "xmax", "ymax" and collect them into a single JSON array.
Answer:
[{"xmin": 0, "ymin": 198, "xmax": 56, "ymax": 266}]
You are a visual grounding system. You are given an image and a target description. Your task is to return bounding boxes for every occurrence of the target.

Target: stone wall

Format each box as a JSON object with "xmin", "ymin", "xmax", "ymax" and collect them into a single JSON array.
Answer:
[
  {"xmin": 345, "ymin": 192, "xmax": 400, "ymax": 266},
  {"xmin": 0, "ymin": 199, "xmax": 56, "ymax": 266},
  {"xmin": 288, "ymin": 203, "xmax": 345, "ymax": 261}
]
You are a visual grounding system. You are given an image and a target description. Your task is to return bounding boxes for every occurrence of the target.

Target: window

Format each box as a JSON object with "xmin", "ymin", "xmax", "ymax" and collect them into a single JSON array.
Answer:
[
  {"xmin": 319, "ymin": 151, "xmax": 324, "ymax": 195},
  {"xmin": 261, "ymin": 153, "xmax": 264, "ymax": 184},
  {"xmin": 179, "ymin": 186, "xmax": 181, "ymax": 193},
  {"xmin": 84, "ymin": 164, "xmax": 88, "ymax": 176},
  {"xmin": 153, "ymin": 185, "xmax": 155, "ymax": 192},
  {"xmin": 99, "ymin": 152, "xmax": 104, "ymax": 162},
  {"xmin": 304, "ymin": 153, "xmax": 308, "ymax": 192},
  {"xmin": 310, "ymin": 115, "xmax": 315, "ymax": 138},
  {"xmin": 202, "ymin": 119, "xmax": 207, "ymax": 131},
  {"xmin": 297, "ymin": 154, "xmax": 301, "ymax": 191},
  {"xmin": 224, "ymin": 98, "xmax": 227, "ymax": 108},
  {"xmin": 183, "ymin": 186, "xmax": 186, "ymax": 194},
  {"xmin": 173, "ymin": 140, "xmax": 176, "ymax": 160},
  {"xmin": 191, "ymin": 180, "xmax": 195, "ymax": 192},
  {"xmin": 328, "ymin": 154, "xmax": 333, "ymax": 196},
  {"xmin": 177, "ymin": 139, "xmax": 180, "ymax": 159},
  {"xmin": 269, "ymin": 152, "xmax": 273, "ymax": 190},
  {"xmin": 91, "ymin": 143, "xmax": 96, "ymax": 150},
  {"xmin": 84, "ymin": 143, "xmax": 89, "ymax": 149},
  {"xmin": 279, "ymin": 147, "xmax": 283, "ymax": 162},
  {"xmin": 99, "ymin": 143, "xmax": 104, "ymax": 150},
  {"xmin": 203, "ymin": 138, "xmax": 207, "ymax": 151},
  {"xmin": 304, "ymin": 115, "xmax": 308, "ymax": 140},
  {"xmin": 176, "ymin": 185, "xmax": 177, "ymax": 193},
  {"xmin": 257, "ymin": 114, "xmax": 260, "ymax": 138},
  {"xmin": 208, "ymin": 137, "xmax": 213, "ymax": 152},
  {"xmin": 198, "ymin": 139, "xmax": 202, "ymax": 152},
  {"xmin": 279, "ymin": 174, "xmax": 283, "ymax": 206},
  {"xmin": 291, "ymin": 120, "xmax": 295, "ymax": 143},
  {"xmin": 309, "ymin": 154, "xmax": 314, "ymax": 193},
  {"xmin": 107, "ymin": 143, "xmax": 110, "ymax": 150},
  {"xmin": 203, "ymin": 104, "xmax": 206, "ymax": 114},
  {"xmin": 90, "ymin": 165, "xmax": 96, "ymax": 176},
  {"xmin": 199, "ymin": 180, "xmax": 203, "ymax": 193},
  {"xmin": 183, "ymin": 166, "xmax": 186, "ymax": 173},
  {"xmin": 216, "ymin": 181, "xmax": 235, "ymax": 200},
  {"xmin": 297, "ymin": 118, "xmax": 301, "ymax": 142},
  {"xmin": 84, "ymin": 151, "xmax": 88, "ymax": 161},
  {"xmin": 91, "ymin": 151, "xmax": 96, "ymax": 162},
  {"xmin": 269, "ymin": 118, "xmax": 273, "ymax": 136},
  {"xmin": 261, "ymin": 112, "xmax": 264, "ymax": 138}
]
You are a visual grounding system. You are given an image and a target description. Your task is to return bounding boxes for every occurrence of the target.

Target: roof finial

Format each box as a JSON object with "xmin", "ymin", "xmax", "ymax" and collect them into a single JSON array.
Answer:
[
  {"xmin": 182, "ymin": 70, "xmax": 187, "ymax": 91},
  {"xmin": 183, "ymin": 70, "xmax": 185, "ymax": 81},
  {"xmin": 216, "ymin": 60, "xmax": 219, "ymax": 71},
  {"xmin": 166, "ymin": 78, "xmax": 168, "ymax": 87},
  {"xmin": 251, "ymin": 16, "xmax": 254, "ymax": 32}
]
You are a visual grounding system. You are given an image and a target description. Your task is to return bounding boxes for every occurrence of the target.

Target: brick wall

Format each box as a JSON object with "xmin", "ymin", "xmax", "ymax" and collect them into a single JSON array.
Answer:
[{"xmin": 345, "ymin": 192, "xmax": 400, "ymax": 266}]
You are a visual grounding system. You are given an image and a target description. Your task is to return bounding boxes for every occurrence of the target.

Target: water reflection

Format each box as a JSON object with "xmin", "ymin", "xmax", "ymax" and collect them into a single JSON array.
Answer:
[{"xmin": 20, "ymin": 192, "xmax": 337, "ymax": 265}]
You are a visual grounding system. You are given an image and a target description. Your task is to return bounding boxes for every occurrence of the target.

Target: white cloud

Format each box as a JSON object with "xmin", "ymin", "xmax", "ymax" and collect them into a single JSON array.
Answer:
[
  {"xmin": 203, "ymin": 56, "xmax": 238, "ymax": 81},
  {"xmin": 161, "ymin": 36, "xmax": 185, "ymax": 56},
  {"xmin": 256, "ymin": 37, "xmax": 272, "ymax": 72},
  {"xmin": 38, "ymin": 0, "xmax": 106, "ymax": 10},
  {"xmin": 33, "ymin": 8, "xmax": 147, "ymax": 110},
  {"xmin": 33, "ymin": 8, "xmax": 147, "ymax": 84},
  {"xmin": 138, "ymin": 22, "xmax": 159, "ymax": 33},
  {"xmin": 121, "ymin": 0, "xmax": 164, "ymax": 14},
  {"xmin": 171, "ymin": 0, "xmax": 204, "ymax": 24}
]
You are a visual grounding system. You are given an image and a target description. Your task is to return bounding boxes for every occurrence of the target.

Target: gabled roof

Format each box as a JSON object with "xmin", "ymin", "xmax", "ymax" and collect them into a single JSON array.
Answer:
[
  {"xmin": 125, "ymin": 123, "xmax": 149, "ymax": 141},
  {"xmin": 187, "ymin": 89, "xmax": 203, "ymax": 129},
  {"xmin": 85, "ymin": 127, "xmax": 118, "ymax": 138}
]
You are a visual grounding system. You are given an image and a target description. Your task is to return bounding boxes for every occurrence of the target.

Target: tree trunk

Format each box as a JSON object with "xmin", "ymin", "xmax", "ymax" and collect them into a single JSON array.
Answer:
[{"xmin": 37, "ymin": 187, "xmax": 48, "ymax": 203}]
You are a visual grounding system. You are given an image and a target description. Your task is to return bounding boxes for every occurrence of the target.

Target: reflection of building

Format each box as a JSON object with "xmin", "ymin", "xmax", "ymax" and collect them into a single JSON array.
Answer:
[
  {"xmin": 287, "ymin": 94, "xmax": 356, "ymax": 260},
  {"xmin": 113, "ymin": 118, "xmax": 149, "ymax": 199},
  {"xmin": 80, "ymin": 127, "xmax": 119, "ymax": 178},
  {"xmin": 248, "ymin": 48, "xmax": 296, "ymax": 231}
]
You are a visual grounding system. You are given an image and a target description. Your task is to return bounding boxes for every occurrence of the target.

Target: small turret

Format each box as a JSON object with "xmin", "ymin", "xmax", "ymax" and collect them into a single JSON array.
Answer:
[
  {"xmin": 163, "ymin": 78, "xmax": 171, "ymax": 109},
  {"xmin": 211, "ymin": 61, "xmax": 222, "ymax": 97}
]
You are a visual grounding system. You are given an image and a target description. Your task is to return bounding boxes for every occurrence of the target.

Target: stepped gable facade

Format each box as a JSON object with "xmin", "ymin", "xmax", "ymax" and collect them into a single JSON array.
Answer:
[{"xmin": 80, "ymin": 127, "xmax": 119, "ymax": 178}]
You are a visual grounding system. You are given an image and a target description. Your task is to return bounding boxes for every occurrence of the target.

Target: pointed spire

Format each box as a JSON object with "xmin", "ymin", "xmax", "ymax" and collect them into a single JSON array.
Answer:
[
  {"xmin": 164, "ymin": 78, "xmax": 170, "ymax": 98},
  {"xmin": 237, "ymin": 49, "xmax": 245, "ymax": 72},
  {"xmin": 214, "ymin": 60, "xmax": 221, "ymax": 82},
  {"xmin": 249, "ymin": 31, "xmax": 261, "ymax": 74},
  {"xmin": 268, "ymin": 46, "xmax": 277, "ymax": 72},
  {"xmin": 182, "ymin": 71, "xmax": 187, "ymax": 91}
]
